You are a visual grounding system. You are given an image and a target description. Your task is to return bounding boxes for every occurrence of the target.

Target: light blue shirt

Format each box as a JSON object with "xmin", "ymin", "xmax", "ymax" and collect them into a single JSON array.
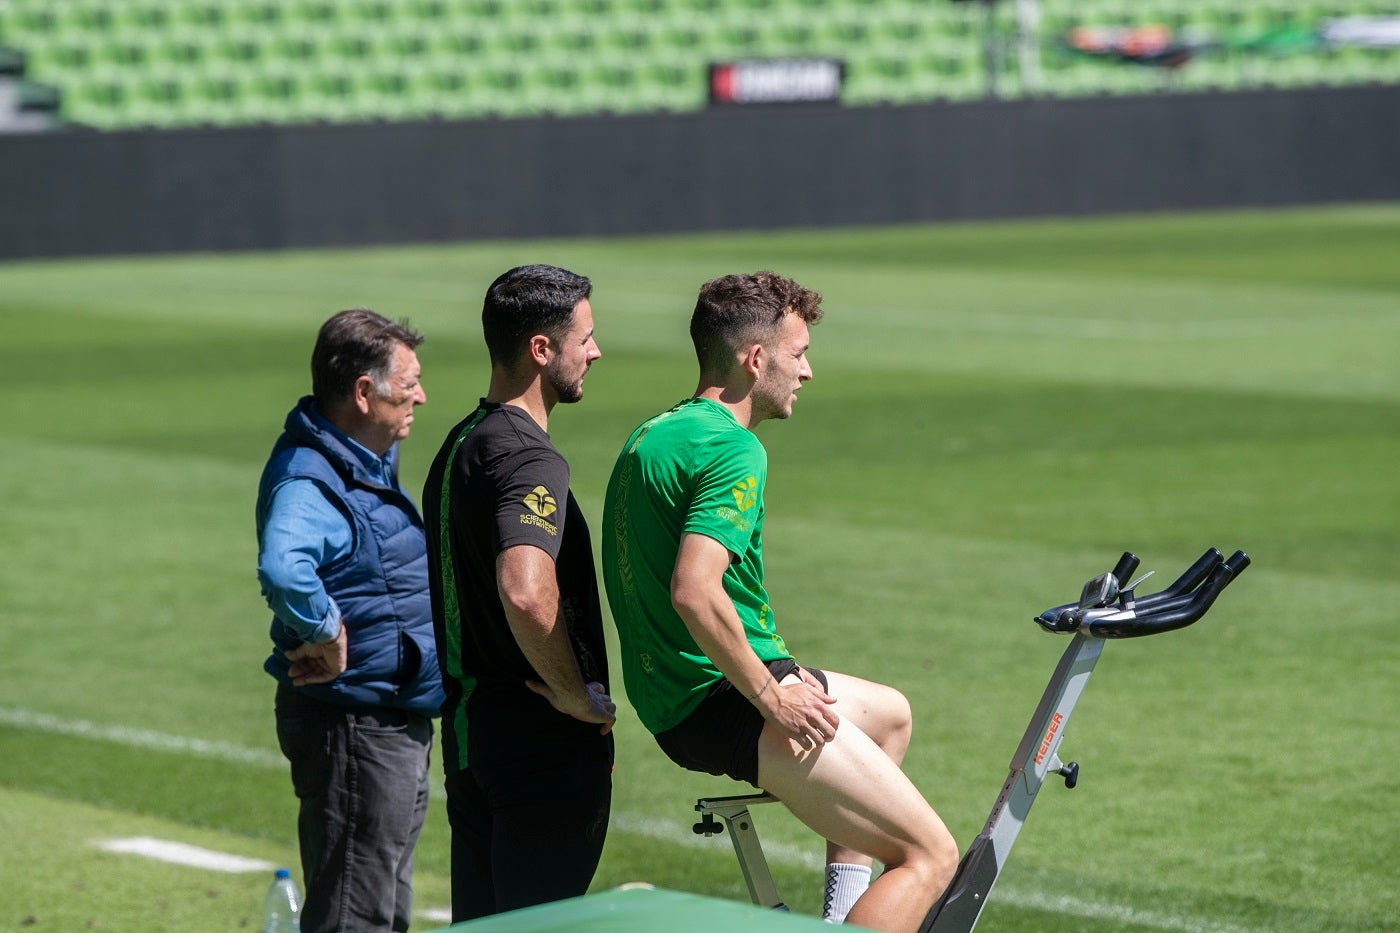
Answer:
[{"xmin": 257, "ymin": 409, "xmax": 407, "ymax": 644}]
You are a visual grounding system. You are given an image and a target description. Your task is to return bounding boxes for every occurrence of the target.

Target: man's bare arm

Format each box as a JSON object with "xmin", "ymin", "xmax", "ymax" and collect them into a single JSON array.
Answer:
[
  {"xmin": 497, "ymin": 544, "xmax": 616, "ymax": 734},
  {"xmin": 670, "ymin": 532, "xmax": 838, "ymax": 745}
]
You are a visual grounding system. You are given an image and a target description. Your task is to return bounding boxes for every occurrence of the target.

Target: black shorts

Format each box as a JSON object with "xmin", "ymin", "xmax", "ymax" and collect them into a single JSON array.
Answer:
[{"xmin": 654, "ymin": 658, "xmax": 828, "ymax": 788}]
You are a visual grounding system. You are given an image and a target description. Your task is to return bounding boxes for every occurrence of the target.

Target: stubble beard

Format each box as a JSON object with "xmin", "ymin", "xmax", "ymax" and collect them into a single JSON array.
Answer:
[
  {"xmin": 548, "ymin": 361, "xmax": 586, "ymax": 405},
  {"xmin": 753, "ymin": 372, "xmax": 795, "ymax": 423}
]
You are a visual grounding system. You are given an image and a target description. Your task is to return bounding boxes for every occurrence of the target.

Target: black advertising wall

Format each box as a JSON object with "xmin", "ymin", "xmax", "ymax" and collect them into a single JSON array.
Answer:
[{"xmin": 2, "ymin": 85, "xmax": 1398, "ymax": 260}]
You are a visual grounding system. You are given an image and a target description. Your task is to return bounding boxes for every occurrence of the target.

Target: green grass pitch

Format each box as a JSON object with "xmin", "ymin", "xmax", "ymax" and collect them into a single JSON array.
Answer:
[{"xmin": 1, "ymin": 204, "xmax": 1397, "ymax": 931}]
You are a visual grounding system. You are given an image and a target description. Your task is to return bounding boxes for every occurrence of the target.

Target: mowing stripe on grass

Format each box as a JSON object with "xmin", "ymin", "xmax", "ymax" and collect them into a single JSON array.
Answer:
[
  {"xmin": 10, "ymin": 708, "xmax": 1255, "ymax": 932},
  {"xmin": 95, "ymin": 837, "xmax": 275, "ymax": 873},
  {"xmin": 0, "ymin": 706, "xmax": 284, "ymax": 768}
]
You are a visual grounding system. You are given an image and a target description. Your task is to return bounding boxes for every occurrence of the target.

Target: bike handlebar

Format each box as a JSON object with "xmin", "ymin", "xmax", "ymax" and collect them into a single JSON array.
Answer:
[
  {"xmin": 1036, "ymin": 548, "xmax": 1218, "ymax": 627},
  {"xmin": 1035, "ymin": 548, "xmax": 1249, "ymax": 638}
]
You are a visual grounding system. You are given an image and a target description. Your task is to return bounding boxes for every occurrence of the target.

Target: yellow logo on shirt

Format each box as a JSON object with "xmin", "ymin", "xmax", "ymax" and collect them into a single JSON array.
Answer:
[
  {"xmin": 524, "ymin": 485, "xmax": 558, "ymax": 518},
  {"xmin": 732, "ymin": 476, "xmax": 758, "ymax": 511}
]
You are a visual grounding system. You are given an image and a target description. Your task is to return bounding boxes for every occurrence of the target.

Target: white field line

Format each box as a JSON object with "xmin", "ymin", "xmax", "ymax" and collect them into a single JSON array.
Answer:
[
  {"xmin": 10, "ymin": 708, "xmax": 1254, "ymax": 932},
  {"xmin": 96, "ymin": 837, "xmax": 275, "ymax": 873},
  {"xmin": 92, "ymin": 837, "xmax": 458, "ymax": 922},
  {"xmin": 1001, "ymin": 888, "xmax": 1258, "ymax": 933}
]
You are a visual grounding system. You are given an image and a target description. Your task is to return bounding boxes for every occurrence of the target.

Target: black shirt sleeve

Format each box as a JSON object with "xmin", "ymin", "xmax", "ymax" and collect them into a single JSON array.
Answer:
[{"xmin": 491, "ymin": 443, "xmax": 570, "ymax": 561}]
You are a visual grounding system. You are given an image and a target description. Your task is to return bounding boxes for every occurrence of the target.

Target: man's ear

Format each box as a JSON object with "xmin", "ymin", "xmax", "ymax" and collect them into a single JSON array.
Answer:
[
  {"xmin": 739, "ymin": 342, "xmax": 765, "ymax": 379},
  {"xmin": 527, "ymin": 333, "xmax": 552, "ymax": 367},
  {"xmin": 352, "ymin": 374, "xmax": 377, "ymax": 414}
]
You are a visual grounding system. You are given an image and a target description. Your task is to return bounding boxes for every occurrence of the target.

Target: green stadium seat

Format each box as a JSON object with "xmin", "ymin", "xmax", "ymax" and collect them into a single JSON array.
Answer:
[
  {"xmin": 455, "ymin": 0, "xmax": 507, "ymax": 17},
  {"xmin": 555, "ymin": 24, "xmax": 603, "ymax": 58},
  {"xmin": 172, "ymin": 3, "xmax": 229, "ymax": 32},
  {"xmin": 56, "ymin": 4, "xmax": 116, "ymax": 37},
  {"xmin": 22, "ymin": 36, "xmax": 93, "ymax": 76},
  {"xmin": 375, "ymin": 27, "xmax": 434, "ymax": 62},
  {"xmin": 110, "ymin": 3, "xmax": 175, "ymax": 36},
  {"xmin": 577, "ymin": 60, "xmax": 634, "ymax": 108},
  {"xmin": 323, "ymin": 29, "xmax": 376, "ymax": 64},
  {"xmin": 90, "ymin": 35, "xmax": 148, "ymax": 71},
  {"xmin": 814, "ymin": 16, "xmax": 870, "ymax": 52},
  {"xmin": 2, "ymin": 6, "xmax": 59, "ymax": 39},
  {"xmin": 285, "ymin": 0, "xmax": 338, "ymax": 27},
  {"xmin": 208, "ymin": 31, "xmax": 265, "ymax": 69},
  {"xmin": 654, "ymin": 20, "xmax": 704, "ymax": 55},
  {"xmin": 297, "ymin": 68, "xmax": 362, "ymax": 122},
  {"xmin": 228, "ymin": 1, "xmax": 284, "ymax": 29},
  {"xmin": 265, "ymin": 25, "xmax": 323, "ymax": 66},
  {"xmin": 556, "ymin": 0, "xmax": 605, "ymax": 14},
  {"xmin": 122, "ymin": 73, "xmax": 188, "ymax": 128},
  {"xmin": 672, "ymin": 0, "xmax": 722, "ymax": 13},
  {"xmin": 65, "ymin": 74, "xmax": 127, "ymax": 127},
  {"xmin": 613, "ymin": 0, "xmax": 670, "ymax": 14},
  {"xmin": 404, "ymin": 0, "xmax": 451, "ymax": 22},
  {"xmin": 595, "ymin": 23, "xmax": 653, "ymax": 57}
]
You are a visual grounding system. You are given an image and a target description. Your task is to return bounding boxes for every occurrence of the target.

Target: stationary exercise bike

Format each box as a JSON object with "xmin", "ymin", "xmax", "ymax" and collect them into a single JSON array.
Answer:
[{"xmin": 691, "ymin": 547, "xmax": 1250, "ymax": 931}]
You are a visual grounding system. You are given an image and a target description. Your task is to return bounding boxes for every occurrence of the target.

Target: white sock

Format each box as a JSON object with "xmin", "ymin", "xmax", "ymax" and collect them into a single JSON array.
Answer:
[{"xmin": 822, "ymin": 862, "xmax": 872, "ymax": 924}]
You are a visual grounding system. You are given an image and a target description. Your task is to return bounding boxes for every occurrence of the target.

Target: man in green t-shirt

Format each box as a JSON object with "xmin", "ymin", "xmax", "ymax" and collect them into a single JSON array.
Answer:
[{"xmin": 603, "ymin": 271, "xmax": 958, "ymax": 932}]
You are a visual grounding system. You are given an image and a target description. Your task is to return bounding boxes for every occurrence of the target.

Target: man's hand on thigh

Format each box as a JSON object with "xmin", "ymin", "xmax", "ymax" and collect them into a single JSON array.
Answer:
[{"xmin": 761, "ymin": 670, "xmax": 840, "ymax": 749}]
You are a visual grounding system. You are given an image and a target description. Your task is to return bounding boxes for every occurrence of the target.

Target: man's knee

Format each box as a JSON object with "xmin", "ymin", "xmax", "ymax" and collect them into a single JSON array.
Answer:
[
  {"xmin": 915, "ymin": 822, "xmax": 960, "ymax": 891},
  {"xmin": 882, "ymin": 821, "xmax": 958, "ymax": 898},
  {"xmin": 885, "ymin": 685, "xmax": 913, "ymax": 734},
  {"xmin": 857, "ymin": 680, "xmax": 912, "ymax": 752}
]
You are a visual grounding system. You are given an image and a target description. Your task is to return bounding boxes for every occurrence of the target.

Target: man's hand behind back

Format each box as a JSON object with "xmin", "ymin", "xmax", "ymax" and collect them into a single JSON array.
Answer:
[
  {"xmin": 527, "ymin": 679, "xmax": 618, "ymax": 735},
  {"xmin": 286, "ymin": 624, "xmax": 349, "ymax": 686}
]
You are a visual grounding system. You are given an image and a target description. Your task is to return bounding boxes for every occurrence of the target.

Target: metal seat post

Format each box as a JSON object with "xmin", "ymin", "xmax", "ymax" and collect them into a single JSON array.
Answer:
[{"xmin": 693, "ymin": 792, "xmax": 785, "ymax": 910}]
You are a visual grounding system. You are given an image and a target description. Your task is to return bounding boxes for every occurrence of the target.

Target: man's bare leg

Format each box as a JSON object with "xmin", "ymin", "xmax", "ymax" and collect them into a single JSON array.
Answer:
[
  {"xmin": 758, "ymin": 673, "xmax": 957, "ymax": 933},
  {"xmin": 819, "ymin": 671, "xmax": 915, "ymax": 869}
]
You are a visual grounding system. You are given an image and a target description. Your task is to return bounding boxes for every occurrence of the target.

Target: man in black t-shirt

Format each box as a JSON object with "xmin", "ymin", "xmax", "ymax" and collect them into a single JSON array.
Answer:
[{"xmin": 423, "ymin": 265, "xmax": 615, "ymax": 922}]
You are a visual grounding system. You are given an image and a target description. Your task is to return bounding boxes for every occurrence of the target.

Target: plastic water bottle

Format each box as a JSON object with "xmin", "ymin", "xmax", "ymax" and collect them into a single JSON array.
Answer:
[{"xmin": 263, "ymin": 868, "xmax": 301, "ymax": 932}]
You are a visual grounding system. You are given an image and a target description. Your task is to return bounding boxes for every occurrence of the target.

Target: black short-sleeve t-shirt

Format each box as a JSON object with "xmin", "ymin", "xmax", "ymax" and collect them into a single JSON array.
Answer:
[{"xmin": 424, "ymin": 401, "xmax": 610, "ymax": 771}]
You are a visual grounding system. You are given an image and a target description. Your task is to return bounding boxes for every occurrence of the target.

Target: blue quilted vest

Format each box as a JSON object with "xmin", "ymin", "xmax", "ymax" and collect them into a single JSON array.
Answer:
[{"xmin": 256, "ymin": 396, "xmax": 444, "ymax": 715}]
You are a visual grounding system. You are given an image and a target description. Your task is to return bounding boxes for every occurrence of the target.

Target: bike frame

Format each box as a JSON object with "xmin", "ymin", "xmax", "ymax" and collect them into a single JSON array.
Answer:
[{"xmin": 692, "ymin": 548, "xmax": 1250, "ymax": 932}]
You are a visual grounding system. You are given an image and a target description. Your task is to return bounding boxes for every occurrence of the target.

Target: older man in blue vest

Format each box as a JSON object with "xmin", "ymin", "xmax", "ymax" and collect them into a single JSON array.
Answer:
[{"xmin": 256, "ymin": 308, "xmax": 445, "ymax": 933}]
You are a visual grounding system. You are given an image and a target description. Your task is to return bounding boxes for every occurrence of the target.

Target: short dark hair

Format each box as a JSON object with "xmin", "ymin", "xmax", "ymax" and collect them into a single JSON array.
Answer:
[
  {"xmin": 482, "ymin": 264, "xmax": 593, "ymax": 368},
  {"xmin": 690, "ymin": 271, "xmax": 823, "ymax": 374},
  {"xmin": 310, "ymin": 308, "xmax": 423, "ymax": 404}
]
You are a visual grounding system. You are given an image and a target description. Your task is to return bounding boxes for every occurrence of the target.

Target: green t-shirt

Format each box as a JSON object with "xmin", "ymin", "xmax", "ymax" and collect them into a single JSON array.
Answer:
[{"xmin": 603, "ymin": 397, "xmax": 791, "ymax": 734}]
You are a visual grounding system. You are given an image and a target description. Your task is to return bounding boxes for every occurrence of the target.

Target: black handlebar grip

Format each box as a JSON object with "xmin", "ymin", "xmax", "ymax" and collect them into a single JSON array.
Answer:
[
  {"xmin": 1110, "ymin": 552, "xmax": 1140, "ymax": 587},
  {"xmin": 1164, "ymin": 547, "xmax": 1224, "ymax": 597},
  {"xmin": 1224, "ymin": 550, "xmax": 1251, "ymax": 575}
]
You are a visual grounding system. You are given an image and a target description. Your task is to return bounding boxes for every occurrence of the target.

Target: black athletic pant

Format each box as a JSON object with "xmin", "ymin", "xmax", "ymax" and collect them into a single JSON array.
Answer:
[{"xmin": 445, "ymin": 737, "xmax": 612, "ymax": 922}]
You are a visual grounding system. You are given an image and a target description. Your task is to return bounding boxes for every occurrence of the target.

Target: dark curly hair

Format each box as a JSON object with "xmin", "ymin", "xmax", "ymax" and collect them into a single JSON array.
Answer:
[{"xmin": 690, "ymin": 271, "xmax": 823, "ymax": 374}]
